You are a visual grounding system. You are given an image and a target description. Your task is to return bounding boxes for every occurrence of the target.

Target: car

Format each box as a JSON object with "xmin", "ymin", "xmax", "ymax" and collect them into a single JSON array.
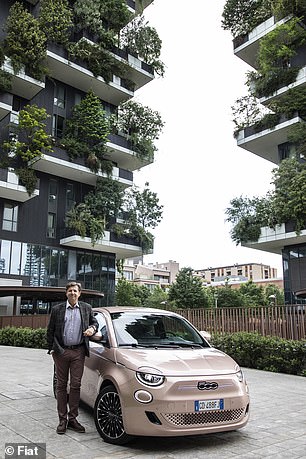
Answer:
[{"xmin": 55, "ymin": 306, "xmax": 250, "ymax": 444}]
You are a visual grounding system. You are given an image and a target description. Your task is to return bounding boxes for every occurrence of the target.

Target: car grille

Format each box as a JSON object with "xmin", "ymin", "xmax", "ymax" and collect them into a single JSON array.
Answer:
[{"xmin": 162, "ymin": 408, "xmax": 245, "ymax": 426}]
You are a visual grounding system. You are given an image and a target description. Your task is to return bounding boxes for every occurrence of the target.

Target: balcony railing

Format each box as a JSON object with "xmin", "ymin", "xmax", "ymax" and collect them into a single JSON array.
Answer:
[
  {"xmin": 0, "ymin": 169, "xmax": 39, "ymax": 202},
  {"xmin": 236, "ymin": 114, "xmax": 303, "ymax": 164},
  {"xmin": 60, "ymin": 228, "xmax": 143, "ymax": 259},
  {"xmin": 0, "ymin": 93, "xmax": 13, "ymax": 121},
  {"xmin": 46, "ymin": 43, "xmax": 133, "ymax": 105},
  {"xmin": 30, "ymin": 147, "xmax": 133, "ymax": 187},
  {"xmin": 106, "ymin": 133, "xmax": 153, "ymax": 171},
  {"xmin": 233, "ymin": 15, "xmax": 292, "ymax": 68},
  {"xmin": 2, "ymin": 58, "xmax": 45, "ymax": 99},
  {"xmin": 242, "ymin": 223, "xmax": 306, "ymax": 254}
]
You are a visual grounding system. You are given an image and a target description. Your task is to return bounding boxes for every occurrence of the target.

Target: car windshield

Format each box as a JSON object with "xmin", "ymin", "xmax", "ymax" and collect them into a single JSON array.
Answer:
[{"xmin": 110, "ymin": 311, "xmax": 209, "ymax": 348}]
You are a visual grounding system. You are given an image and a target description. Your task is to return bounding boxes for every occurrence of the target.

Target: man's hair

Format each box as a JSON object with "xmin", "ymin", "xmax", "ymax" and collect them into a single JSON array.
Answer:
[{"xmin": 65, "ymin": 282, "xmax": 82, "ymax": 292}]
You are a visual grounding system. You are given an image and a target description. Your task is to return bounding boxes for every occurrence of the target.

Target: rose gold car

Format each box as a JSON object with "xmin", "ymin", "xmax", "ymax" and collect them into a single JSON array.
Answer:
[{"xmin": 80, "ymin": 307, "xmax": 250, "ymax": 444}]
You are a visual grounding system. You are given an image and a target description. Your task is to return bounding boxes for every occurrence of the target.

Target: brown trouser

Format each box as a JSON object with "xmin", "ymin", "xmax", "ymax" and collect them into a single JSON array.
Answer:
[{"xmin": 53, "ymin": 346, "xmax": 86, "ymax": 422}]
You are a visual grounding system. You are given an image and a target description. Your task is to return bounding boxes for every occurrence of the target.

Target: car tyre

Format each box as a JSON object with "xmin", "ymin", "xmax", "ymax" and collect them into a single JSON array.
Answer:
[{"xmin": 94, "ymin": 385, "xmax": 132, "ymax": 445}]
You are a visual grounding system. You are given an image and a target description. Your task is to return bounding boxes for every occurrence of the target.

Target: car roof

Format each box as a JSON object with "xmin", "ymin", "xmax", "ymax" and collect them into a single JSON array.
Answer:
[{"xmin": 93, "ymin": 306, "xmax": 178, "ymax": 316}]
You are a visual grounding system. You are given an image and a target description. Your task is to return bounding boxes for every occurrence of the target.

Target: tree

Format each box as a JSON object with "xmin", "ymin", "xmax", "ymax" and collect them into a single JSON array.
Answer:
[
  {"xmin": 121, "ymin": 15, "xmax": 165, "ymax": 76},
  {"xmin": 239, "ymin": 281, "xmax": 266, "ymax": 306},
  {"xmin": 144, "ymin": 286, "xmax": 168, "ymax": 309},
  {"xmin": 4, "ymin": 2, "xmax": 47, "ymax": 80},
  {"xmin": 38, "ymin": 0, "xmax": 73, "ymax": 46},
  {"xmin": 209, "ymin": 286, "xmax": 246, "ymax": 308},
  {"xmin": 115, "ymin": 278, "xmax": 150, "ymax": 306},
  {"xmin": 62, "ymin": 91, "xmax": 110, "ymax": 171},
  {"xmin": 222, "ymin": 0, "xmax": 272, "ymax": 37},
  {"xmin": 264, "ymin": 283, "xmax": 284, "ymax": 305},
  {"xmin": 168, "ymin": 267, "xmax": 209, "ymax": 309},
  {"xmin": 124, "ymin": 182, "xmax": 163, "ymax": 254}
]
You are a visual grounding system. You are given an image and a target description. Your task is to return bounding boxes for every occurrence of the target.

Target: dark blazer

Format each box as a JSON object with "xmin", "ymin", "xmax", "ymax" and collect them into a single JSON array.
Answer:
[{"xmin": 47, "ymin": 301, "xmax": 99, "ymax": 357}]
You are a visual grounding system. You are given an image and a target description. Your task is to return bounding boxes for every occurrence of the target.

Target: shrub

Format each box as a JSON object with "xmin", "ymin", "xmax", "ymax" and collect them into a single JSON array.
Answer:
[
  {"xmin": 0, "ymin": 326, "xmax": 47, "ymax": 349},
  {"xmin": 211, "ymin": 332, "xmax": 306, "ymax": 376}
]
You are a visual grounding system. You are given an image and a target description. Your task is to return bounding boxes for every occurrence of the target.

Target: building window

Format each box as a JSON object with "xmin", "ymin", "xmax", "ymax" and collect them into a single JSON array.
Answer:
[
  {"xmin": 52, "ymin": 114, "xmax": 65, "ymax": 138},
  {"xmin": 54, "ymin": 84, "xmax": 66, "ymax": 109},
  {"xmin": 66, "ymin": 183, "xmax": 75, "ymax": 212},
  {"xmin": 47, "ymin": 213, "xmax": 56, "ymax": 238},
  {"xmin": 2, "ymin": 203, "xmax": 18, "ymax": 231}
]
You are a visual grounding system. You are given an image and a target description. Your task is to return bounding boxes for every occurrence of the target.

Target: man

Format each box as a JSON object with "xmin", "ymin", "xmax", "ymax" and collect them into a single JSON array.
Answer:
[{"xmin": 47, "ymin": 281, "xmax": 99, "ymax": 435}]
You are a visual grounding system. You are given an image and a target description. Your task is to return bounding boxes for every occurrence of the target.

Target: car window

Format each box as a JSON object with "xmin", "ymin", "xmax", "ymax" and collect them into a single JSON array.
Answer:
[
  {"xmin": 92, "ymin": 312, "xmax": 108, "ymax": 342},
  {"xmin": 110, "ymin": 312, "xmax": 209, "ymax": 348}
]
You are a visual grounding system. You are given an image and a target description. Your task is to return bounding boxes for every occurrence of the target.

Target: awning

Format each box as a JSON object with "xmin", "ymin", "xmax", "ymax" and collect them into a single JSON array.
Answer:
[{"xmin": 0, "ymin": 286, "xmax": 104, "ymax": 301}]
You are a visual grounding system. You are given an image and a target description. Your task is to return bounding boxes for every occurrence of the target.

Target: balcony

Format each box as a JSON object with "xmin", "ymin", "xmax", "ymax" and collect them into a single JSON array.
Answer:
[
  {"xmin": 106, "ymin": 133, "xmax": 153, "ymax": 170},
  {"xmin": 259, "ymin": 66, "xmax": 306, "ymax": 105},
  {"xmin": 0, "ymin": 170, "xmax": 39, "ymax": 202},
  {"xmin": 111, "ymin": 48, "xmax": 154, "ymax": 90},
  {"xmin": 30, "ymin": 148, "xmax": 133, "ymax": 187},
  {"xmin": 242, "ymin": 223, "xmax": 306, "ymax": 254},
  {"xmin": 2, "ymin": 58, "xmax": 45, "ymax": 99},
  {"xmin": 233, "ymin": 16, "xmax": 292, "ymax": 68},
  {"xmin": 46, "ymin": 44, "xmax": 133, "ymax": 105},
  {"xmin": 0, "ymin": 93, "xmax": 13, "ymax": 121},
  {"xmin": 236, "ymin": 114, "xmax": 303, "ymax": 164},
  {"xmin": 60, "ymin": 230, "xmax": 143, "ymax": 259}
]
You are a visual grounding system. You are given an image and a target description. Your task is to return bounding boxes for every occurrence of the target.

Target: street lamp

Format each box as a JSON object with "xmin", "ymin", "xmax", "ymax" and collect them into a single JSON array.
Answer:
[
  {"xmin": 269, "ymin": 294, "xmax": 276, "ymax": 306},
  {"xmin": 214, "ymin": 291, "xmax": 218, "ymax": 309}
]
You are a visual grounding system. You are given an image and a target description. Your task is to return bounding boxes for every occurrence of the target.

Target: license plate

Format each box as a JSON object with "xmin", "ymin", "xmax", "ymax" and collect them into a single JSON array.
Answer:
[{"xmin": 195, "ymin": 399, "xmax": 224, "ymax": 412}]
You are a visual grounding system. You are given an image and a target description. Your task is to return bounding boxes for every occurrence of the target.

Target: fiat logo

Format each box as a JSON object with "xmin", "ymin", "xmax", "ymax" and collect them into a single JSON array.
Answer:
[{"xmin": 198, "ymin": 381, "xmax": 218, "ymax": 390}]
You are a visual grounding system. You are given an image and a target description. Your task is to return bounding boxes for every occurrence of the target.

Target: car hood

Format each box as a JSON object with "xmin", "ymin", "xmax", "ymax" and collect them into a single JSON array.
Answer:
[{"xmin": 115, "ymin": 347, "xmax": 238, "ymax": 376}]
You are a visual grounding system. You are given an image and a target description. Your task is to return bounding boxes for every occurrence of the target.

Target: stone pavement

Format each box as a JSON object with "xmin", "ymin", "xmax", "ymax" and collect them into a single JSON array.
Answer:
[{"xmin": 0, "ymin": 345, "xmax": 305, "ymax": 459}]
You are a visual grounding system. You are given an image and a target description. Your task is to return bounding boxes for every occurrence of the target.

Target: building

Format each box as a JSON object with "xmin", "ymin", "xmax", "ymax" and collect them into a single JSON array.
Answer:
[
  {"xmin": 0, "ymin": 0, "xmax": 160, "ymax": 314},
  {"xmin": 194, "ymin": 262, "xmax": 279, "ymax": 285},
  {"xmin": 120, "ymin": 259, "xmax": 179, "ymax": 291},
  {"xmin": 226, "ymin": 2, "xmax": 306, "ymax": 303}
]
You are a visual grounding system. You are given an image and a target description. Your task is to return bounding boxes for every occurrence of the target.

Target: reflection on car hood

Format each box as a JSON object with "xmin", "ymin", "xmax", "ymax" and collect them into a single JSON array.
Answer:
[{"xmin": 115, "ymin": 347, "xmax": 238, "ymax": 376}]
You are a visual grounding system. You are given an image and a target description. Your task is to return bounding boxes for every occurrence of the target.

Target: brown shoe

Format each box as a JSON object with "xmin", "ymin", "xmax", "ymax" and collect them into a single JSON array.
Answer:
[
  {"xmin": 56, "ymin": 420, "xmax": 67, "ymax": 434},
  {"xmin": 67, "ymin": 419, "xmax": 85, "ymax": 433}
]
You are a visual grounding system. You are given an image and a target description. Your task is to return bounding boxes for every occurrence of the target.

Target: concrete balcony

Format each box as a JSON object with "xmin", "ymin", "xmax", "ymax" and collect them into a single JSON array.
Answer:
[
  {"xmin": 259, "ymin": 66, "xmax": 306, "ymax": 105},
  {"xmin": 111, "ymin": 48, "xmax": 154, "ymax": 90},
  {"xmin": 30, "ymin": 148, "xmax": 133, "ymax": 187},
  {"xmin": 106, "ymin": 133, "xmax": 153, "ymax": 171},
  {"xmin": 46, "ymin": 45, "xmax": 133, "ymax": 105},
  {"xmin": 0, "ymin": 93, "xmax": 13, "ymax": 121},
  {"xmin": 60, "ymin": 230, "xmax": 143, "ymax": 259},
  {"xmin": 236, "ymin": 115, "xmax": 303, "ymax": 164},
  {"xmin": 242, "ymin": 224, "xmax": 306, "ymax": 254},
  {"xmin": 0, "ymin": 170, "xmax": 39, "ymax": 202},
  {"xmin": 2, "ymin": 58, "xmax": 45, "ymax": 99},
  {"xmin": 233, "ymin": 15, "xmax": 292, "ymax": 68}
]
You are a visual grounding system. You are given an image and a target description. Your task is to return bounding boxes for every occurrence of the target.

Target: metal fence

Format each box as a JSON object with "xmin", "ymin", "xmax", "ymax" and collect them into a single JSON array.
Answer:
[{"xmin": 0, "ymin": 305, "xmax": 305, "ymax": 340}]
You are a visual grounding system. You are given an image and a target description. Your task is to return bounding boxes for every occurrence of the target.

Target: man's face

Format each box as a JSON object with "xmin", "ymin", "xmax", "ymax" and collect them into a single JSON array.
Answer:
[{"xmin": 66, "ymin": 286, "xmax": 81, "ymax": 306}]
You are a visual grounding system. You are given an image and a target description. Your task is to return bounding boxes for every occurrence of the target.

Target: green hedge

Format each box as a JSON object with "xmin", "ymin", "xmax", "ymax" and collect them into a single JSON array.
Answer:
[
  {"xmin": 0, "ymin": 326, "xmax": 47, "ymax": 349},
  {"xmin": 211, "ymin": 332, "xmax": 306, "ymax": 376}
]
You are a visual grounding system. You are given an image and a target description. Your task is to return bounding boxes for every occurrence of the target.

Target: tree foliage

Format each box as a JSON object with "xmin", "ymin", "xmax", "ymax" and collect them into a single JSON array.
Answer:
[
  {"xmin": 168, "ymin": 267, "xmax": 209, "ymax": 309},
  {"xmin": 38, "ymin": 0, "xmax": 73, "ymax": 46},
  {"xmin": 115, "ymin": 278, "xmax": 150, "ymax": 306},
  {"xmin": 222, "ymin": 0, "xmax": 272, "ymax": 37},
  {"xmin": 121, "ymin": 15, "xmax": 165, "ymax": 76},
  {"xmin": 4, "ymin": 2, "xmax": 47, "ymax": 80}
]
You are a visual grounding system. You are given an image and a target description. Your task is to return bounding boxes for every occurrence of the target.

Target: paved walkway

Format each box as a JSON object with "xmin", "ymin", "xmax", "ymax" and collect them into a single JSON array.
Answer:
[{"xmin": 0, "ymin": 346, "xmax": 305, "ymax": 459}]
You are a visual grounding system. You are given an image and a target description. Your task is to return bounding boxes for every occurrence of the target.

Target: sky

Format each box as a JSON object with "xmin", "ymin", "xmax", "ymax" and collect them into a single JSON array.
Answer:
[{"xmin": 132, "ymin": 0, "xmax": 283, "ymax": 275}]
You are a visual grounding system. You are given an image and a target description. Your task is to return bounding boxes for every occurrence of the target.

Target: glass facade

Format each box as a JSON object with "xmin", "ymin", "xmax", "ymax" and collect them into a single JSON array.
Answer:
[
  {"xmin": 0, "ymin": 238, "xmax": 115, "ymax": 306},
  {"xmin": 282, "ymin": 244, "xmax": 306, "ymax": 304}
]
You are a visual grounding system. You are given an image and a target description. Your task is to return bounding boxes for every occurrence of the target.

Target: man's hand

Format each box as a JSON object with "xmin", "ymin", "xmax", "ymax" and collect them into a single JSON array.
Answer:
[{"xmin": 83, "ymin": 326, "xmax": 96, "ymax": 337}]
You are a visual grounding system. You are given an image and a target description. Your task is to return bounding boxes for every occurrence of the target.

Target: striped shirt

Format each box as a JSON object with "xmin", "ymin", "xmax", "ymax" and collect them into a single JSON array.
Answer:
[{"xmin": 63, "ymin": 301, "xmax": 83, "ymax": 346}]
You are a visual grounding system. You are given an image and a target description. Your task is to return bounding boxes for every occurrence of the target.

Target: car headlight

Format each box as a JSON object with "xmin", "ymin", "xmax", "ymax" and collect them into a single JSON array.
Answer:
[
  {"xmin": 236, "ymin": 369, "xmax": 244, "ymax": 382},
  {"xmin": 136, "ymin": 371, "xmax": 165, "ymax": 387}
]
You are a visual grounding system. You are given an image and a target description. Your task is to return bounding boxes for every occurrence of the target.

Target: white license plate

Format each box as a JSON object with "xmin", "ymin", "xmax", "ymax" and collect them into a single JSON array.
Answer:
[{"xmin": 195, "ymin": 399, "xmax": 224, "ymax": 412}]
